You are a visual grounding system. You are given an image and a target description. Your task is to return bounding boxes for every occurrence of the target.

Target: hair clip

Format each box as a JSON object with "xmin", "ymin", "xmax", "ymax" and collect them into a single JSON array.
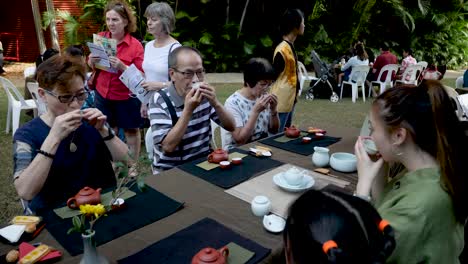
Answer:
[
  {"xmin": 322, "ymin": 240, "xmax": 338, "ymax": 254},
  {"xmin": 378, "ymin": 219, "xmax": 390, "ymax": 232}
]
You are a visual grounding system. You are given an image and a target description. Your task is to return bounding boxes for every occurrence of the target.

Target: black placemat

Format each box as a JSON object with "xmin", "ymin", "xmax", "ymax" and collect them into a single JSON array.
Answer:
[
  {"xmin": 118, "ymin": 217, "xmax": 271, "ymax": 264},
  {"xmin": 259, "ymin": 133, "xmax": 341, "ymax": 156},
  {"xmin": 40, "ymin": 186, "xmax": 184, "ymax": 256},
  {"xmin": 178, "ymin": 148, "xmax": 284, "ymax": 188}
]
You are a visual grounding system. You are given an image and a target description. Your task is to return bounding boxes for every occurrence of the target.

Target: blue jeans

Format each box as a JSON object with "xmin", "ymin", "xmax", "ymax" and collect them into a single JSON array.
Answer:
[{"xmin": 278, "ymin": 107, "xmax": 295, "ymax": 132}]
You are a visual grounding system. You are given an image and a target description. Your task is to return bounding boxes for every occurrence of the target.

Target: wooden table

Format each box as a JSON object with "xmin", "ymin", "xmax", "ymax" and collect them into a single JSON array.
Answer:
[{"xmin": 0, "ymin": 125, "xmax": 359, "ymax": 263}]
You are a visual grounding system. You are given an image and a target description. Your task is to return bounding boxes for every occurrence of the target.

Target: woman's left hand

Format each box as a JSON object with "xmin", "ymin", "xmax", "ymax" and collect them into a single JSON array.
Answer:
[
  {"xmin": 109, "ymin": 56, "xmax": 127, "ymax": 72},
  {"xmin": 82, "ymin": 108, "xmax": 107, "ymax": 133},
  {"xmin": 354, "ymin": 136, "xmax": 384, "ymax": 195}
]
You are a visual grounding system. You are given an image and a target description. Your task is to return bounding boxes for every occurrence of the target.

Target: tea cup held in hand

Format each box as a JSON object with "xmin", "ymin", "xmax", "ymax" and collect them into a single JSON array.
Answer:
[
  {"xmin": 283, "ymin": 167, "xmax": 304, "ymax": 186},
  {"xmin": 231, "ymin": 157, "xmax": 242, "ymax": 165},
  {"xmin": 363, "ymin": 138, "xmax": 378, "ymax": 155},
  {"xmin": 219, "ymin": 161, "xmax": 231, "ymax": 169}
]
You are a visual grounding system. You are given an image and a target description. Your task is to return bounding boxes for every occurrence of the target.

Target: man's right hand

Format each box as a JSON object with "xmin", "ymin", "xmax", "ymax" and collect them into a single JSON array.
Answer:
[
  {"xmin": 184, "ymin": 87, "xmax": 203, "ymax": 112},
  {"xmin": 49, "ymin": 110, "xmax": 83, "ymax": 142}
]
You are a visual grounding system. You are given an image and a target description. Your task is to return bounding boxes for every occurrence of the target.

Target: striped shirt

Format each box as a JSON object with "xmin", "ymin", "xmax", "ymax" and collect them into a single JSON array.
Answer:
[{"xmin": 148, "ymin": 85, "xmax": 219, "ymax": 171}]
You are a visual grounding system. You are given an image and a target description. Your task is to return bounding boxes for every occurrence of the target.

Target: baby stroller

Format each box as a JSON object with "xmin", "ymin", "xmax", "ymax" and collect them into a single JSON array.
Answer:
[{"xmin": 305, "ymin": 50, "xmax": 339, "ymax": 102}]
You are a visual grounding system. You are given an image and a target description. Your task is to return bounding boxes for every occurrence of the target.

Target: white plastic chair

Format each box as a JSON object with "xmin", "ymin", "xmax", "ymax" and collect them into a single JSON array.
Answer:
[
  {"xmin": 145, "ymin": 128, "xmax": 154, "ymax": 161},
  {"xmin": 417, "ymin": 61, "xmax": 428, "ymax": 71},
  {"xmin": 370, "ymin": 64, "xmax": 399, "ymax": 96},
  {"xmin": 456, "ymin": 76, "xmax": 464, "ymax": 88},
  {"xmin": 341, "ymin": 65, "xmax": 370, "ymax": 103},
  {"xmin": 297, "ymin": 61, "xmax": 317, "ymax": 96},
  {"xmin": 395, "ymin": 64, "xmax": 424, "ymax": 85},
  {"xmin": 23, "ymin": 66, "xmax": 36, "ymax": 79},
  {"xmin": 26, "ymin": 82, "xmax": 47, "ymax": 115},
  {"xmin": 1, "ymin": 77, "xmax": 38, "ymax": 134}
]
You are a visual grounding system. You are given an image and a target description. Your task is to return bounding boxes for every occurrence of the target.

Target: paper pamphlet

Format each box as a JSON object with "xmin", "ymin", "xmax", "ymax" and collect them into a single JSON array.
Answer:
[
  {"xmin": 456, "ymin": 94, "xmax": 468, "ymax": 121},
  {"xmin": 119, "ymin": 64, "xmax": 150, "ymax": 103},
  {"xmin": 86, "ymin": 34, "xmax": 118, "ymax": 73}
]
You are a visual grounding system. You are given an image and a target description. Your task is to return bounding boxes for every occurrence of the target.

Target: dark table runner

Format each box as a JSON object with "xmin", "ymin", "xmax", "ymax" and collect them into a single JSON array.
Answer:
[
  {"xmin": 259, "ymin": 133, "xmax": 341, "ymax": 156},
  {"xmin": 40, "ymin": 186, "xmax": 183, "ymax": 256},
  {"xmin": 178, "ymin": 148, "xmax": 284, "ymax": 188},
  {"xmin": 118, "ymin": 217, "xmax": 271, "ymax": 264}
]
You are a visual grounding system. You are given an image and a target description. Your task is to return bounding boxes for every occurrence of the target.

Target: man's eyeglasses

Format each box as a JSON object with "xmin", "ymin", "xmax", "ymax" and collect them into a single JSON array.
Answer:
[
  {"xmin": 172, "ymin": 68, "xmax": 205, "ymax": 80},
  {"xmin": 43, "ymin": 89, "xmax": 89, "ymax": 104}
]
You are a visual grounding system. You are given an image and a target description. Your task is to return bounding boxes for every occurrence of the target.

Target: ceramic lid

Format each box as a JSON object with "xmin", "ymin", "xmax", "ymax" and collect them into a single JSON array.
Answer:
[
  {"xmin": 198, "ymin": 248, "xmax": 219, "ymax": 262},
  {"xmin": 78, "ymin": 187, "xmax": 94, "ymax": 196},
  {"xmin": 253, "ymin": 195, "xmax": 269, "ymax": 204}
]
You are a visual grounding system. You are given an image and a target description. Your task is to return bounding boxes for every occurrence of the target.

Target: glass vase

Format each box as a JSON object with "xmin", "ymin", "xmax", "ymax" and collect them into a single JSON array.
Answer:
[{"xmin": 80, "ymin": 230, "xmax": 109, "ymax": 264}]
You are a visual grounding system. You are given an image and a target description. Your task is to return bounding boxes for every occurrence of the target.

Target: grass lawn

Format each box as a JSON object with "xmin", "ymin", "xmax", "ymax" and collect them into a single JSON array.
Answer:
[{"xmin": 0, "ymin": 65, "xmax": 457, "ymax": 223}]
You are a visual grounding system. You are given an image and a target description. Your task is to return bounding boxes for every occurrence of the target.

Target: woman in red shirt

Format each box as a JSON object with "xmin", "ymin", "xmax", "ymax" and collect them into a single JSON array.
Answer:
[{"xmin": 88, "ymin": 0, "xmax": 144, "ymax": 173}]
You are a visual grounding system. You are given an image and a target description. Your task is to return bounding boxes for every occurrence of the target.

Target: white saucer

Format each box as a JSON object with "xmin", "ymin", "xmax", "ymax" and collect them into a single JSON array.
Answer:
[
  {"xmin": 273, "ymin": 172, "xmax": 315, "ymax": 193},
  {"xmin": 263, "ymin": 214, "xmax": 286, "ymax": 233}
]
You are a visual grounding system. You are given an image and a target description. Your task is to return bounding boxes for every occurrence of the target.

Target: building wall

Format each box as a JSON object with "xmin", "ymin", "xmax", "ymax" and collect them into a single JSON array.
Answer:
[{"xmin": 0, "ymin": 0, "xmax": 100, "ymax": 62}]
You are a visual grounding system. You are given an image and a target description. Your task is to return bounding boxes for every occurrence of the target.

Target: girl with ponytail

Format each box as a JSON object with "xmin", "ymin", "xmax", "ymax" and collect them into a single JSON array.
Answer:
[
  {"xmin": 284, "ymin": 190, "xmax": 395, "ymax": 263},
  {"xmin": 354, "ymin": 80, "xmax": 467, "ymax": 263}
]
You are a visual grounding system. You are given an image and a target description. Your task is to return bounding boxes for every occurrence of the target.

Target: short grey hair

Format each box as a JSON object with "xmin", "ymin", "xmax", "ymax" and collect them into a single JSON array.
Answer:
[{"xmin": 144, "ymin": 2, "xmax": 176, "ymax": 34}]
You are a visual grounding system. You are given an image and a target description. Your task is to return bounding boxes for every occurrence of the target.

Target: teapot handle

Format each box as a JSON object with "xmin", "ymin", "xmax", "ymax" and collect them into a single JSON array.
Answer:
[
  {"xmin": 219, "ymin": 246, "xmax": 229, "ymax": 258},
  {"xmin": 207, "ymin": 153, "xmax": 214, "ymax": 162},
  {"xmin": 67, "ymin": 198, "xmax": 78, "ymax": 209}
]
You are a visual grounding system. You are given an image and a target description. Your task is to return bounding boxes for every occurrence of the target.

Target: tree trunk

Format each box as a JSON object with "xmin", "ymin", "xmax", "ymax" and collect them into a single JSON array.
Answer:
[
  {"xmin": 226, "ymin": 0, "xmax": 229, "ymax": 24},
  {"xmin": 238, "ymin": 0, "xmax": 250, "ymax": 38},
  {"xmin": 45, "ymin": 0, "xmax": 60, "ymax": 50},
  {"xmin": 31, "ymin": 0, "xmax": 46, "ymax": 54}
]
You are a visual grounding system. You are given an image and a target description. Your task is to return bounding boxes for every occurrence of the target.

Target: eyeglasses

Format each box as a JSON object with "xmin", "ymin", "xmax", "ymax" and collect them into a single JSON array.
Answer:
[
  {"xmin": 172, "ymin": 68, "xmax": 205, "ymax": 80},
  {"xmin": 258, "ymin": 81, "xmax": 274, "ymax": 90},
  {"xmin": 44, "ymin": 89, "xmax": 89, "ymax": 104}
]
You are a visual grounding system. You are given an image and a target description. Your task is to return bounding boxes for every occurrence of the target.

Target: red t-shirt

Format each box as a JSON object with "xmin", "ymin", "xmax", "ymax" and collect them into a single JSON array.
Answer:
[
  {"xmin": 373, "ymin": 51, "xmax": 398, "ymax": 82},
  {"xmin": 96, "ymin": 32, "xmax": 144, "ymax": 100}
]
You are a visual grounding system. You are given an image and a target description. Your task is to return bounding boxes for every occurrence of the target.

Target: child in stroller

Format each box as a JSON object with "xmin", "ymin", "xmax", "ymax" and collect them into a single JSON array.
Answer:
[{"xmin": 305, "ymin": 50, "xmax": 339, "ymax": 102}]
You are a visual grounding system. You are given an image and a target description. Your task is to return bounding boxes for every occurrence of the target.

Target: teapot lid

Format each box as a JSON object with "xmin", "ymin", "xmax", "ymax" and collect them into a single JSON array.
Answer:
[
  {"xmin": 78, "ymin": 187, "xmax": 95, "ymax": 196},
  {"xmin": 213, "ymin": 148, "xmax": 226, "ymax": 153},
  {"xmin": 253, "ymin": 195, "xmax": 269, "ymax": 205},
  {"xmin": 197, "ymin": 248, "xmax": 220, "ymax": 262}
]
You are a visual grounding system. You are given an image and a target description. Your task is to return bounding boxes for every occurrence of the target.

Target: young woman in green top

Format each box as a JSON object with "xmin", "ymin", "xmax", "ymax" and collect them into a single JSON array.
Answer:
[{"xmin": 355, "ymin": 80, "xmax": 467, "ymax": 263}]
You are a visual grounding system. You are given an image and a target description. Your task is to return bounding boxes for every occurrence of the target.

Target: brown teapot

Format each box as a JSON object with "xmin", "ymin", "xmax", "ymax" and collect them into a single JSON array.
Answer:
[
  {"xmin": 67, "ymin": 187, "xmax": 102, "ymax": 209},
  {"xmin": 192, "ymin": 247, "xmax": 229, "ymax": 264},
  {"xmin": 285, "ymin": 125, "xmax": 301, "ymax": 138},
  {"xmin": 207, "ymin": 149, "xmax": 229, "ymax": 164}
]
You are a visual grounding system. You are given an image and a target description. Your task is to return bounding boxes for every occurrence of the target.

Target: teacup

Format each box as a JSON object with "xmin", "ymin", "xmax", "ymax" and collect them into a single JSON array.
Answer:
[
  {"xmin": 363, "ymin": 138, "xmax": 378, "ymax": 155},
  {"xmin": 315, "ymin": 132, "xmax": 325, "ymax": 138},
  {"xmin": 192, "ymin": 82, "xmax": 201, "ymax": 90},
  {"xmin": 219, "ymin": 161, "xmax": 231, "ymax": 169},
  {"xmin": 283, "ymin": 167, "xmax": 304, "ymax": 186},
  {"xmin": 302, "ymin": 137, "xmax": 311, "ymax": 143},
  {"xmin": 231, "ymin": 157, "xmax": 242, "ymax": 165}
]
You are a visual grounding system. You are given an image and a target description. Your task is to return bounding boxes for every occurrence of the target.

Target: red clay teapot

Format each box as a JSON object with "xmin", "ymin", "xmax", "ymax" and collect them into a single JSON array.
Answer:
[
  {"xmin": 192, "ymin": 246, "xmax": 229, "ymax": 264},
  {"xmin": 285, "ymin": 125, "xmax": 301, "ymax": 138},
  {"xmin": 207, "ymin": 149, "xmax": 229, "ymax": 163},
  {"xmin": 67, "ymin": 187, "xmax": 102, "ymax": 209}
]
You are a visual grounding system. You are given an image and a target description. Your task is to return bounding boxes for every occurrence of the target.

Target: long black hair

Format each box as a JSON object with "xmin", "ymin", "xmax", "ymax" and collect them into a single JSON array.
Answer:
[{"xmin": 284, "ymin": 190, "xmax": 395, "ymax": 263}]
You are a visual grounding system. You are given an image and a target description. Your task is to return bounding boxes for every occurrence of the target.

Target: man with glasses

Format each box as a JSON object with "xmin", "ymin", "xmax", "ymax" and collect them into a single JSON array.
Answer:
[
  {"xmin": 222, "ymin": 58, "xmax": 279, "ymax": 149},
  {"xmin": 148, "ymin": 46, "xmax": 235, "ymax": 172}
]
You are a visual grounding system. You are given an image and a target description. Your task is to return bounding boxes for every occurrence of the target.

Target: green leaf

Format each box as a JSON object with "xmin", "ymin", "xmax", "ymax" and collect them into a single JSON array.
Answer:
[
  {"xmin": 260, "ymin": 36, "xmax": 273, "ymax": 47},
  {"xmin": 199, "ymin": 33, "xmax": 213, "ymax": 45},
  {"xmin": 243, "ymin": 42, "xmax": 255, "ymax": 55}
]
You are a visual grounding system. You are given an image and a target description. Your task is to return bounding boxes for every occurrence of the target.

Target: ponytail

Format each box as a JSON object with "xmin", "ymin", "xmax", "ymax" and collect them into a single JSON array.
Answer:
[{"xmin": 425, "ymin": 80, "xmax": 468, "ymax": 221}]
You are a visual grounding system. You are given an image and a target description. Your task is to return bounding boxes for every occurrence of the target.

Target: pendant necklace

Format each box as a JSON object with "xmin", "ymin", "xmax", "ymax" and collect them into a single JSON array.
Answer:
[{"xmin": 69, "ymin": 131, "xmax": 77, "ymax": 152}]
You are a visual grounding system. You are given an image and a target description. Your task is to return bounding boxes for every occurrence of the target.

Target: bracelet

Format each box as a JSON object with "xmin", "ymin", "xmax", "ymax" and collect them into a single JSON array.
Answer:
[
  {"xmin": 353, "ymin": 193, "xmax": 371, "ymax": 202},
  {"xmin": 37, "ymin": 149, "xmax": 55, "ymax": 159},
  {"xmin": 102, "ymin": 125, "xmax": 115, "ymax": 141}
]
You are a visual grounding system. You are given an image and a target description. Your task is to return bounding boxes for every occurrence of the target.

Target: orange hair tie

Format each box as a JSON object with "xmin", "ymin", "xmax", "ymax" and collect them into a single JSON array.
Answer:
[
  {"xmin": 378, "ymin": 219, "xmax": 390, "ymax": 232},
  {"xmin": 322, "ymin": 240, "xmax": 338, "ymax": 254}
]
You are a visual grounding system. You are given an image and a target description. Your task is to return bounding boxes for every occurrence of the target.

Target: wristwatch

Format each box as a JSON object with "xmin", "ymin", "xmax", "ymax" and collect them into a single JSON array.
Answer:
[{"xmin": 102, "ymin": 123, "xmax": 115, "ymax": 141}]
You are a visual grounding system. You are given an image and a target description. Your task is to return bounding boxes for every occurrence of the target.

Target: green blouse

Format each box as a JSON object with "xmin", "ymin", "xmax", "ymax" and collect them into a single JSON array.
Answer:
[{"xmin": 375, "ymin": 167, "xmax": 464, "ymax": 263}]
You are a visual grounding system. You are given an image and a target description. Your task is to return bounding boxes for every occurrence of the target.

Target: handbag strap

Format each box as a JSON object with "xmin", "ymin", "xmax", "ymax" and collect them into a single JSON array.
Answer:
[
  {"xmin": 167, "ymin": 42, "xmax": 179, "ymax": 80},
  {"xmin": 157, "ymin": 90, "xmax": 182, "ymax": 163}
]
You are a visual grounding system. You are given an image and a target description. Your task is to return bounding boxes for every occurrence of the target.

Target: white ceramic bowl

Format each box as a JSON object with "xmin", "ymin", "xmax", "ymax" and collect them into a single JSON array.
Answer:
[{"xmin": 330, "ymin": 152, "xmax": 357, "ymax": 172}]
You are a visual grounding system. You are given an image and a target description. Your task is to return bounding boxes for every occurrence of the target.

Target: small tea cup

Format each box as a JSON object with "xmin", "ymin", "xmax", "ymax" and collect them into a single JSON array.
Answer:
[
  {"xmin": 231, "ymin": 157, "xmax": 242, "ymax": 165},
  {"xmin": 315, "ymin": 132, "xmax": 325, "ymax": 138},
  {"xmin": 363, "ymin": 139, "xmax": 378, "ymax": 155},
  {"xmin": 302, "ymin": 137, "xmax": 311, "ymax": 143},
  {"xmin": 219, "ymin": 161, "xmax": 231, "ymax": 169}
]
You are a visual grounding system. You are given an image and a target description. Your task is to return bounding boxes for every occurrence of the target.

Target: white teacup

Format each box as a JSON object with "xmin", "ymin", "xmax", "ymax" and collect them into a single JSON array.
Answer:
[
  {"xmin": 363, "ymin": 139, "xmax": 378, "ymax": 155},
  {"xmin": 192, "ymin": 82, "xmax": 201, "ymax": 90},
  {"xmin": 283, "ymin": 167, "xmax": 304, "ymax": 186}
]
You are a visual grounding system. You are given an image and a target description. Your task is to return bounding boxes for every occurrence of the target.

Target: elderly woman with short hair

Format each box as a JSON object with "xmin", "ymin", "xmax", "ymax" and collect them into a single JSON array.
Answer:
[{"xmin": 140, "ymin": 2, "xmax": 181, "ymax": 118}]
